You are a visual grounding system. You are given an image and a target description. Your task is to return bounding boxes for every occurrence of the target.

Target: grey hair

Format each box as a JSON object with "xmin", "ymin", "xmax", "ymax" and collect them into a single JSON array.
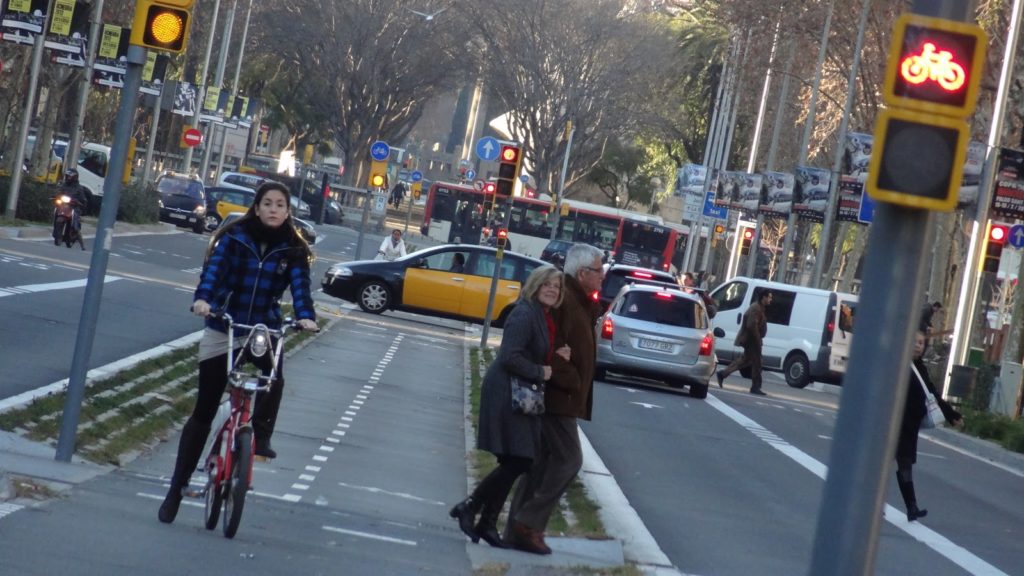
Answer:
[
  {"xmin": 563, "ymin": 243, "xmax": 604, "ymax": 277},
  {"xmin": 520, "ymin": 265, "xmax": 564, "ymax": 307}
]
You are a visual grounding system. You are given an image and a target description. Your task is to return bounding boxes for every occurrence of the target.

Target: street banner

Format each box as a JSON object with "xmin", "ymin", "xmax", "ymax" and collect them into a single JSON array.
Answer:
[
  {"xmin": 255, "ymin": 124, "xmax": 271, "ymax": 154},
  {"xmin": 760, "ymin": 171, "xmax": 794, "ymax": 219},
  {"xmin": 92, "ymin": 24, "xmax": 128, "ymax": 88},
  {"xmin": 172, "ymin": 81, "xmax": 197, "ymax": 117},
  {"xmin": 200, "ymin": 86, "xmax": 223, "ymax": 123},
  {"xmin": 793, "ymin": 165, "xmax": 831, "ymax": 222},
  {"xmin": 1, "ymin": 0, "xmax": 46, "ymax": 45},
  {"xmin": 45, "ymin": 0, "xmax": 87, "ymax": 66},
  {"xmin": 674, "ymin": 163, "xmax": 706, "ymax": 222},
  {"xmin": 215, "ymin": 91, "xmax": 237, "ymax": 127},
  {"xmin": 139, "ymin": 52, "xmax": 169, "ymax": 96},
  {"xmin": 958, "ymin": 140, "xmax": 985, "ymax": 206},
  {"xmin": 736, "ymin": 172, "xmax": 762, "ymax": 216},
  {"xmin": 991, "ymin": 148, "xmax": 1024, "ymax": 221},
  {"xmin": 714, "ymin": 170, "xmax": 742, "ymax": 208},
  {"xmin": 837, "ymin": 176, "xmax": 865, "ymax": 223},
  {"xmin": 842, "ymin": 132, "xmax": 873, "ymax": 182},
  {"xmin": 235, "ymin": 97, "xmax": 254, "ymax": 128}
]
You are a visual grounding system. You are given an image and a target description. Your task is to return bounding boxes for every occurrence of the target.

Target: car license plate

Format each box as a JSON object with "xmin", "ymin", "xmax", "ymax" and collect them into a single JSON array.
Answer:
[
  {"xmin": 638, "ymin": 338, "xmax": 672, "ymax": 352},
  {"xmin": 169, "ymin": 213, "xmax": 185, "ymax": 220}
]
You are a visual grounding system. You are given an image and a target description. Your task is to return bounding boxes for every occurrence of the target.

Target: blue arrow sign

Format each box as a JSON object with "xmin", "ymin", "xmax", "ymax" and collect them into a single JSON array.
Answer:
[
  {"xmin": 370, "ymin": 140, "xmax": 390, "ymax": 161},
  {"xmin": 410, "ymin": 170, "xmax": 423, "ymax": 182},
  {"xmin": 702, "ymin": 190, "xmax": 727, "ymax": 219},
  {"xmin": 466, "ymin": 169, "xmax": 476, "ymax": 181},
  {"xmin": 1009, "ymin": 224, "xmax": 1024, "ymax": 249},
  {"xmin": 476, "ymin": 136, "xmax": 499, "ymax": 161},
  {"xmin": 858, "ymin": 190, "xmax": 876, "ymax": 224},
  {"xmin": 519, "ymin": 174, "xmax": 529, "ymax": 183}
]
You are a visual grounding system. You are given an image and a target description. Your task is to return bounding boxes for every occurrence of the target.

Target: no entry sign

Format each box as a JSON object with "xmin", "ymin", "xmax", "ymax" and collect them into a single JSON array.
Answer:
[{"xmin": 182, "ymin": 128, "xmax": 203, "ymax": 148}]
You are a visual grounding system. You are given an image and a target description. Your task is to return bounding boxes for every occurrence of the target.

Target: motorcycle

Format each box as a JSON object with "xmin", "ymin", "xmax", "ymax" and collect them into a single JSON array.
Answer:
[{"xmin": 52, "ymin": 194, "xmax": 86, "ymax": 250}]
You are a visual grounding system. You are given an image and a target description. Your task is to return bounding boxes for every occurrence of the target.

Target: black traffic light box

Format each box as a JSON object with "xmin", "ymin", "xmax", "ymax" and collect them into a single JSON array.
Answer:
[
  {"xmin": 495, "ymin": 143, "xmax": 522, "ymax": 198},
  {"xmin": 983, "ymin": 223, "xmax": 1008, "ymax": 274},
  {"xmin": 740, "ymin": 227, "xmax": 754, "ymax": 256}
]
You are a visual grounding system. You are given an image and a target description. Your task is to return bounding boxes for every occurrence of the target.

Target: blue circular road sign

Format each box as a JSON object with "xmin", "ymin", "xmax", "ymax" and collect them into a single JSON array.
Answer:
[
  {"xmin": 466, "ymin": 169, "xmax": 476, "ymax": 181},
  {"xmin": 519, "ymin": 174, "xmax": 529, "ymax": 183},
  {"xmin": 1009, "ymin": 224, "xmax": 1024, "ymax": 249},
  {"xmin": 476, "ymin": 136, "xmax": 499, "ymax": 161},
  {"xmin": 411, "ymin": 170, "xmax": 423, "ymax": 182},
  {"xmin": 370, "ymin": 140, "xmax": 390, "ymax": 161}
]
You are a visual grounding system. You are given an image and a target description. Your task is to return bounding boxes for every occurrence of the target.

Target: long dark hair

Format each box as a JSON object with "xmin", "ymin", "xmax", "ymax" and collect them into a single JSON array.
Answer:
[{"xmin": 205, "ymin": 181, "xmax": 313, "ymax": 264}]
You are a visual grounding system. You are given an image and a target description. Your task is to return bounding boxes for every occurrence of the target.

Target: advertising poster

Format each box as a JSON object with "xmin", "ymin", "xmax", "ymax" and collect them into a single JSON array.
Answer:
[
  {"xmin": 1, "ymin": 0, "xmax": 46, "ymax": 45},
  {"xmin": 991, "ymin": 148, "xmax": 1024, "ymax": 221},
  {"xmin": 760, "ymin": 171, "xmax": 794, "ymax": 219},
  {"xmin": 793, "ymin": 165, "xmax": 831, "ymax": 222},
  {"xmin": 675, "ymin": 163, "xmax": 707, "ymax": 222},
  {"xmin": 172, "ymin": 81, "xmax": 197, "ymax": 117},
  {"xmin": 139, "ymin": 52, "xmax": 169, "ymax": 96},
  {"xmin": 92, "ymin": 24, "xmax": 128, "ymax": 88},
  {"xmin": 200, "ymin": 86, "xmax": 223, "ymax": 122},
  {"xmin": 236, "ymin": 97, "xmax": 256, "ymax": 128},
  {"xmin": 958, "ymin": 141, "xmax": 985, "ymax": 207},
  {"xmin": 736, "ymin": 172, "xmax": 762, "ymax": 215},
  {"xmin": 714, "ymin": 170, "xmax": 743, "ymax": 208},
  {"xmin": 836, "ymin": 176, "xmax": 865, "ymax": 223},
  {"xmin": 842, "ymin": 132, "xmax": 873, "ymax": 182},
  {"xmin": 45, "ymin": 0, "xmax": 87, "ymax": 66},
  {"xmin": 215, "ymin": 91, "xmax": 236, "ymax": 127}
]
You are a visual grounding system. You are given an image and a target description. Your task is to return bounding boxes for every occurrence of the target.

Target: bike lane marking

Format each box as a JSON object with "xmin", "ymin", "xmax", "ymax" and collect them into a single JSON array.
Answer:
[
  {"xmin": 281, "ymin": 333, "xmax": 404, "ymax": 503},
  {"xmin": 704, "ymin": 394, "xmax": 1009, "ymax": 576},
  {"xmin": 0, "ymin": 276, "xmax": 120, "ymax": 297}
]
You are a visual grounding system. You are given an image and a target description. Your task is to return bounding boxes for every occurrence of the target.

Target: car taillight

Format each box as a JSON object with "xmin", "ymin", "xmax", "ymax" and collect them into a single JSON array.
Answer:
[
  {"xmin": 632, "ymin": 271, "xmax": 653, "ymax": 279},
  {"xmin": 654, "ymin": 291, "xmax": 673, "ymax": 300},
  {"xmin": 591, "ymin": 291, "xmax": 600, "ymax": 302},
  {"xmin": 827, "ymin": 321, "xmax": 834, "ymax": 334},
  {"xmin": 601, "ymin": 317, "xmax": 613, "ymax": 340},
  {"xmin": 699, "ymin": 333, "xmax": 713, "ymax": 356}
]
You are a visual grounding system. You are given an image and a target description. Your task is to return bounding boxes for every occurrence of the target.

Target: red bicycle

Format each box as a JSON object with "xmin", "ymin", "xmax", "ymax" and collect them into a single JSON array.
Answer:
[{"xmin": 197, "ymin": 312, "xmax": 296, "ymax": 538}]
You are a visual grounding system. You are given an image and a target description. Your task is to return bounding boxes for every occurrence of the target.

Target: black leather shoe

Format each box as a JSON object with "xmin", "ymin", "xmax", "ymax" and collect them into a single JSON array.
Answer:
[
  {"xmin": 907, "ymin": 506, "xmax": 928, "ymax": 522},
  {"xmin": 474, "ymin": 524, "xmax": 506, "ymax": 548},
  {"xmin": 449, "ymin": 498, "xmax": 480, "ymax": 543},
  {"xmin": 254, "ymin": 438, "xmax": 277, "ymax": 459},
  {"xmin": 749, "ymin": 389, "xmax": 767, "ymax": 396},
  {"xmin": 716, "ymin": 371, "xmax": 725, "ymax": 388},
  {"xmin": 158, "ymin": 486, "xmax": 184, "ymax": 524}
]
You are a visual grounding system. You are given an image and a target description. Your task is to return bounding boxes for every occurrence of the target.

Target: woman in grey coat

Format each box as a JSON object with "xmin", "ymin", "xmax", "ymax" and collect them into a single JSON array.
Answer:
[{"xmin": 449, "ymin": 265, "xmax": 569, "ymax": 548}]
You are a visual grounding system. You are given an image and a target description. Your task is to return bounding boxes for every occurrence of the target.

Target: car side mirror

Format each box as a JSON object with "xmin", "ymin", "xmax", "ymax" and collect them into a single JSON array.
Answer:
[{"xmin": 714, "ymin": 327, "xmax": 726, "ymax": 338}]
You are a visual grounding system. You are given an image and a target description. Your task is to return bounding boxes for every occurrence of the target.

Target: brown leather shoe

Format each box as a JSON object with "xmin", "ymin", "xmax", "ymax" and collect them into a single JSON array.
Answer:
[{"xmin": 510, "ymin": 521, "xmax": 552, "ymax": 555}]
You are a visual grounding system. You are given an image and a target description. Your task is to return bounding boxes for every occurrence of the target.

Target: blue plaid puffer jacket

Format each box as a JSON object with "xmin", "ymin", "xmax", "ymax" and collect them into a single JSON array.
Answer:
[{"xmin": 194, "ymin": 226, "xmax": 315, "ymax": 332}]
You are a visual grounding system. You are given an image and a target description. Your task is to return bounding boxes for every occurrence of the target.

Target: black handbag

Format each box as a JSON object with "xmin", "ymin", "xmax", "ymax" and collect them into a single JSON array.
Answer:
[{"xmin": 510, "ymin": 376, "xmax": 545, "ymax": 415}]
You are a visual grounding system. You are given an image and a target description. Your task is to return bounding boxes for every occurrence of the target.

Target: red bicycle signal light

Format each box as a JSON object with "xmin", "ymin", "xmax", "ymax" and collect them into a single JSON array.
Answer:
[
  {"xmin": 500, "ymin": 145, "xmax": 520, "ymax": 163},
  {"xmin": 884, "ymin": 13, "xmax": 986, "ymax": 118},
  {"xmin": 497, "ymin": 228, "xmax": 508, "ymax": 239},
  {"xmin": 742, "ymin": 228, "xmax": 754, "ymax": 240},
  {"xmin": 989, "ymin": 224, "xmax": 1008, "ymax": 244},
  {"xmin": 496, "ymin": 142, "xmax": 523, "ymax": 197},
  {"xmin": 483, "ymin": 182, "xmax": 496, "ymax": 195}
]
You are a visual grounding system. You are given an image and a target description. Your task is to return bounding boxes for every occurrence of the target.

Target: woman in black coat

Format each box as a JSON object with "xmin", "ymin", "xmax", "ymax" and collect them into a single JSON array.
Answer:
[
  {"xmin": 897, "ymin": 331, "xmax": 964, "ymax": 522},
  {"xmin": 449, "ymin": 265, "xmax": 569, "ymax": 548}
]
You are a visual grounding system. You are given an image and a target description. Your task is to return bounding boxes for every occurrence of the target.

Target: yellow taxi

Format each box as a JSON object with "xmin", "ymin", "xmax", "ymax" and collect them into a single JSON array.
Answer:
[
  {"xmin": 322, "ymin": 244, "xmax": 548, "ymax": 325},
  {"xmin": 204, "ymin": 186, "xmax": 255, "ymax": 230}
]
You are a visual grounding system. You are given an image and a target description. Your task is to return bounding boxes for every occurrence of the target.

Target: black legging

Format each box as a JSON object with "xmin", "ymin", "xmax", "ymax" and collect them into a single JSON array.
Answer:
[{"xmin": 472, "ymin": 455, "xmax": 532, "ymax": 512}]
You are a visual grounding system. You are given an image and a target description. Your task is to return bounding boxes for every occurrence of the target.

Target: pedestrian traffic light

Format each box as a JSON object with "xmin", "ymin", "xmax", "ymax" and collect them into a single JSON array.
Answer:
[
  {"xmin": 982, "ymin": 222, "xmax": 1008, "ymax": 274},
  {"xmin": 740, "ymin": 227, "xmax": 754, "ymax": 255},
  {"xmin": 883, "ymin": 13, "xmax": 987, "ymax": 118},
  {"xmin": 368, "ymin": 159, "xmax": 387, "ymax": 189},
  {"xmin": 482, "ymin": 181, "xmax": 497, "ymax": 212},
  {"xmin": 866, "ymin": 107, "xmax": 968, "ymax": 211},
  {"xmin": 495, "ymin": 143, "xmax": 522, "ymax": 198},
  {"xmin": 130, "ymin": 0, "xmax": 194, "ymax": 53},
  {"xmin": 496, "ymin": 228, "xmax": 508, "ymax": 249}
]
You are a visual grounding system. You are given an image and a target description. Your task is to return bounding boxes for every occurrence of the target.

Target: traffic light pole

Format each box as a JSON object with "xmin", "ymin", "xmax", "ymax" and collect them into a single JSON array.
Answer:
[
  {"xmin": 480, "ymin": 200, "xmax": 514, "ymax": 348},
  {"xmin": 809, "ymin": 3, "xmax": 973, "ymax": 574},
  {"xmin": 549, "ymin": 121, "xmax": 575, "ymax": 242},
  {"xmin": 55, "ymin": 45, "xmax": 147, "ymax": 462}
]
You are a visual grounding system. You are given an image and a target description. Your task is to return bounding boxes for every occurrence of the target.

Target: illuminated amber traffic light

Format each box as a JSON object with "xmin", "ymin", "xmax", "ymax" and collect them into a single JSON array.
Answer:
[
  {"xmin": 131, "ymin": 0, "xmax": 194, "ymax": 53},
  {"xmin": 368, "ymin": 159, "xmax": 387, "ymax": 189},
  {"xmin": 883, "ymin": 13, "xmax": 986, "ymax": 118},
  {"xmin": 496, "ymin": 143, "xmax": 522, "ymax": 198}
]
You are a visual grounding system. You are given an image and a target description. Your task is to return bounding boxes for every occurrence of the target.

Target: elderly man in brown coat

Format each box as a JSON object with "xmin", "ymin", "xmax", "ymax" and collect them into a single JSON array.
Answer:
[
  {"xmin": 504, "ymin": 243, "xmax": 604, "ymax": 555},
  {"xmin": 717, "ymin": 288, "xmax": 773, "ymax": 395}
]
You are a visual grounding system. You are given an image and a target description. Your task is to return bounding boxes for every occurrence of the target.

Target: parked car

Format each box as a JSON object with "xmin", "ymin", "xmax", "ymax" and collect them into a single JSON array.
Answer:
[
  {"xmin": 218, "ymin": 171, "xmax": 312, "ymax": 218},
  {"xmin": 598, "ymin": 264, "xmax": 680, "ymax": 311},
  {"xmin": 219, "ymin": 211, "xmax": 318, "ymax": 245},
  {"xmin": 540, "ymin": 239, "xmax": 574, "ymax": 269},
  {"xmin": 204, "ymin": 186, "xmax": 255, "ymax": 231},
  {"xmin": 155, "ymin": 172, "xmax": 206, "ymax": 233},
  {"xmin": 595, "ymin": 283, "xmax": 717, "ymax": 398},
  {"xmin": 708, "ymin": 276, "xmax": 858, "ymax": 388},
  {"xmin": 321, "ymin": 244, "xmax": 547, "ymax": 325}
]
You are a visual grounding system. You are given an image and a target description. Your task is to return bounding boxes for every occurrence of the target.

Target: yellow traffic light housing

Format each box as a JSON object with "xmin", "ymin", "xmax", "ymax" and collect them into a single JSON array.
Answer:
[
  {"xmin": 368, "ymin": 159, "xmax": 387, "ymax": 189},
  {"xmin": 131, "ymin": 0, "xmax": 193, "ymax": 53}
]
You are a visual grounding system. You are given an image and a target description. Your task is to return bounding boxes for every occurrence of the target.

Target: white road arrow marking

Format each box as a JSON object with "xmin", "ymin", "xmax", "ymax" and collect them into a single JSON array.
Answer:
[
  {"xmin": 616, "ymin": 386, "xmax": 639, "ymax": 393},
  {"xmin": 630, "ymin": 401, "xmax": 662, "ymax": 409}
]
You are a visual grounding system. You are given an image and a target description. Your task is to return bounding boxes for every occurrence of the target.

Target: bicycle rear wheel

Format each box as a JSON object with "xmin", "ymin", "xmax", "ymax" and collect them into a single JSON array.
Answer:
[
  {"xmin": 223, "ymin": 429, "xmax": 252, "ymax": 538},
  {"xmin": 203, "ymin": 436, "xmax": 225, "ymax": 530}
]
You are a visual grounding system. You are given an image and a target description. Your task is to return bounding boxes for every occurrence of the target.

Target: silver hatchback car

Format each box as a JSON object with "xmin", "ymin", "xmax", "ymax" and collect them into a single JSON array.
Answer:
[{"xmin": 595, "ymin": 284, "xmax": 717, "ymax": 398}]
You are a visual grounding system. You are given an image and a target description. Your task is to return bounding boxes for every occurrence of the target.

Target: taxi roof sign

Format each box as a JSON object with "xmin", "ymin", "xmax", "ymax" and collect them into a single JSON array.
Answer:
[{"xmin": 882, "ymin": 13, "xmax": 986, "ymax": 118}]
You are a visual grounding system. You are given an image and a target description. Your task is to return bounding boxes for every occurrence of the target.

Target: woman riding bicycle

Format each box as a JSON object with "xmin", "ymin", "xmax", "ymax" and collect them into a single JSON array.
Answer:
[{"xmin": 159, "ymin": 181, "xmax": 318, "ymax": 524}]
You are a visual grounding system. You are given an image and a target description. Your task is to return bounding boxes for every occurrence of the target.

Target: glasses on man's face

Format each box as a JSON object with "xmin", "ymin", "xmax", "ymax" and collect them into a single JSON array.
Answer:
[{"xmin": 582, "ymin": 266, "xmax": 604, "ymax": 275}]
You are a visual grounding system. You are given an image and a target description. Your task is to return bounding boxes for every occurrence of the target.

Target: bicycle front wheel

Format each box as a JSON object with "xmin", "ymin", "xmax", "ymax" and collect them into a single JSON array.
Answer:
[{"xmin": 223, "ymin": 429, "xmax": 252, "ymax": 538}]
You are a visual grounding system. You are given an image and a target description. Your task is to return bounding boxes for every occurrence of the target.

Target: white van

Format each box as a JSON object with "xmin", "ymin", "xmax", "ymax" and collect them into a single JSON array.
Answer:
[{"xmin": 708, "ymin": 277, "xmax": 858, "ymax": 388}]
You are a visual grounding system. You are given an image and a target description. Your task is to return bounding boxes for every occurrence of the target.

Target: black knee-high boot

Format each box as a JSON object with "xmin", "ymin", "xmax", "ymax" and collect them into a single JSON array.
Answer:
[
  {"xmin": 896, "ymin": 473, "xmax": 927, "ymax": 522},
  {"xmin": 253, "ymin": 378, "xmax": 284, "ymax": 458},
  {"xmin": 474, "ymin": 499, "xmax": 507, "ymax": 548},
  {"xmin": 158, "ymin": 419, "xmax": 210, "ymax": 523}
]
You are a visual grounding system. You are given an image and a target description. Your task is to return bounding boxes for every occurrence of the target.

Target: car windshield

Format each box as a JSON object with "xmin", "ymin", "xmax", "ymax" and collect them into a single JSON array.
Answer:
[
  {"xmin": 619, "ymin": 291, "xmax": 703, "ymax": 329},
  {"xmin": 159, "ymin": 178, "xmax": 204, "ymax": 199},
  {"xmin": 602, "ymin": 270, "xmax": 676, "ymax": 299}
]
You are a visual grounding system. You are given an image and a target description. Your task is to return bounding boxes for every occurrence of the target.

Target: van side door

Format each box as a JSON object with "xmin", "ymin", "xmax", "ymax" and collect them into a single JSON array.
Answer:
[
  {"xmin": 709, "ymin": 280, "xmax": 750, "ymax": 362},
  {"xmin": 760, "ymin": 289, "xmax": 798, "ymax": 370}
]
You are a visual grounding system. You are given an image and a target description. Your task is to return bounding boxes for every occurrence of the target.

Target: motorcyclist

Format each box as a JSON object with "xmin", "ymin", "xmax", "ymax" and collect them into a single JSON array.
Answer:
[{"xmin": 54, "ymin": 169, "xmax": 88, "ymax": 244}]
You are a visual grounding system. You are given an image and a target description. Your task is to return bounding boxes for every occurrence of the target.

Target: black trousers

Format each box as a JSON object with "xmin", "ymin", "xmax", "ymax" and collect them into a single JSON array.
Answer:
[
  {"xmin": 471, "ymin": 455, "xmax": 532, "ymax": 519},
  {"xmin": 723, "ymin": 343, "xmax": 763, "ymax": 391}
]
